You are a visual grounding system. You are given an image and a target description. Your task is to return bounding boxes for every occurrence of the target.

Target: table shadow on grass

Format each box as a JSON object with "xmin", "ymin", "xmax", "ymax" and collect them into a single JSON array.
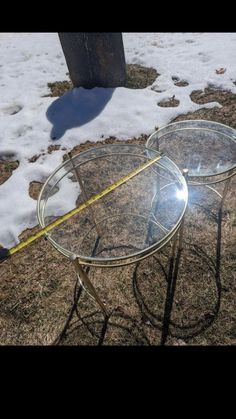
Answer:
[
  {"xmin": 52, "ymin": 242, "xmax": 152, "ymax": 346},
  {"xmin": 132, "ymin": 194, "xmax": 223, "ymax": 344}
]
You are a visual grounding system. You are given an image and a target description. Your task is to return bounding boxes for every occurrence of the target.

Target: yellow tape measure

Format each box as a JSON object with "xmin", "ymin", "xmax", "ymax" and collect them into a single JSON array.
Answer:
[{"xmin": 0, "ymin": 153, "xmax": 163, "ymax": 262}]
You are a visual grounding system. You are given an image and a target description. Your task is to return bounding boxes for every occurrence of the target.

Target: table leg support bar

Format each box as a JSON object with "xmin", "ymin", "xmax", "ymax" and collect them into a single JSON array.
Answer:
[
  {"xmin": 161, "ymin": 168, "xmax": 188, "ymax": 345},
  {"xmin": 72, "ymin": 257, "xmax": 109, "ymax": 318}
]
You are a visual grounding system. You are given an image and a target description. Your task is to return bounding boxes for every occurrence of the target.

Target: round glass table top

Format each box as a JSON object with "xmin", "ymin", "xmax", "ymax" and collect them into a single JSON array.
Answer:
[
  {"xmin": 37, "ymin": 144, "xmax": 187, "ymax": 266},
  {"xmin": 146, "ymin": 120, "xmax": 236, "ymax": 178}
]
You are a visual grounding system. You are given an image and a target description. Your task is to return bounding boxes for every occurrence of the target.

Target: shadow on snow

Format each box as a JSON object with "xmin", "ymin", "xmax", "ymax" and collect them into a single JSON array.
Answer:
[{"xmin": 46, "ymin": 87, "xmax": 115, "ymax": 140}]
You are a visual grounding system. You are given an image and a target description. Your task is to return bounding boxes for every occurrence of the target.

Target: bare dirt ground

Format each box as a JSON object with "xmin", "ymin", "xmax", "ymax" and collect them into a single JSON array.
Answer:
[{"xmin": 0, "ymin": 84, "xmax": 236, "ymax": 346}]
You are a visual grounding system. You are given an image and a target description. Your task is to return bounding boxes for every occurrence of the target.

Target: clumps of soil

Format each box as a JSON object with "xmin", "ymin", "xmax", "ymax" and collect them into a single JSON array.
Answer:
[
  {"xmin": 29, "ymin": 154, "xmax": 40, "ymax": 163},
  {"xmin": 174, "ymin": 81, "xmax": 189, "ymax": 87},
  {"xmin": 48, "ymin": 145, "xmax": 61, "ymax": 154},
  {"xmin": 125, "ymin": 64, "xmax": 159, "ymax": 89},
  {"xmin": 29, "ymin": 146, "xmax": 61, "ymax": 163},
  {"xmin": 172, "ymin": 87, "xmax": 236, "ymax": 128},
  {"xmin": 0, "ymin": 159, "xmax": 19, "ymax": 185},
  {"xmin": 172, "ymin": 76, "xmax": 189, "ymax": 87},
  {"xmin": 46, "ymin": 64, "xmax": 159, "ymax": 97},
  {"xmin": 29, "ymin": 181, "xmax": 44, "ymax": 200},
  {"xmin": 46, "ymin": 81, "xmax": 73, "ymax": 97},
  {"xmin": 191, "ymin": 87, "xmax": 236, "ymax": 106},
  {"xmin": 158, "ymin": 96, "xmax": 180, "ymax": 107}
]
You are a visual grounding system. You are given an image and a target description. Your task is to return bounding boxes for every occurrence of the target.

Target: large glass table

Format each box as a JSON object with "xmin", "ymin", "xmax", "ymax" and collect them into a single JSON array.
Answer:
[{"xmin": 37, "ymin": 144, "xmax": 188, "ymax": 319}]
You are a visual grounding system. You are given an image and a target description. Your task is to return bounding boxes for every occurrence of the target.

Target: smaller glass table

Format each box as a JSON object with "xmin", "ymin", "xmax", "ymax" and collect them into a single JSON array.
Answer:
[
  {"xmin": 37, "ymin": 144, "xmax": 188, "ymax": 317},
  {"xmin": 146, "ymin": 119, "xmax": 236, "ymax": 344},
  {"xmin": 146, "ymin": 120, "xmax": 236, "ymax": 185}
]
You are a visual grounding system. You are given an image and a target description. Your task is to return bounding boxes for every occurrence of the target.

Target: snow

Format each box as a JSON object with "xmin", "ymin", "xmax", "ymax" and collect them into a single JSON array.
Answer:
[{"xmin": 1, "ymin": 32, "xmax": 236, "ymax": 248}]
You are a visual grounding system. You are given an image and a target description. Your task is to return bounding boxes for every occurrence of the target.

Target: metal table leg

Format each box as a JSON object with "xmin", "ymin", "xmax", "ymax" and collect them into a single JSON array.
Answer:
[
  {"xmin": 72, "ymin": 256, "xmax": 109, "ymax": 319},
  {"xmin": 161, "ymin": 169, "xmax": 188, "ymax": 345}
]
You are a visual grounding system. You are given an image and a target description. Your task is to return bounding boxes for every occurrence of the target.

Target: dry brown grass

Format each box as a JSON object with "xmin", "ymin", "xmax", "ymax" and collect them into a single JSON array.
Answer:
[
  {"xmin": 158, "ymin": 96, "xmax": 180, "ymax": 107},
  {"xmin": 0, "ymin": 87, "xmax": 236, "ymax": 345},
  {"xmin": 174, "ymin": 87, "xmax": 236, "ymax": 129},
  {"xmin": 0, "ymin": 159, "xmax": 19, "ymax": 185}
]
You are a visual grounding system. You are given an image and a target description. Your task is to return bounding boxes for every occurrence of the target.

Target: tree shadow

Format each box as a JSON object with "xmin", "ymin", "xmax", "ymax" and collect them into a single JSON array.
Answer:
[{"xmin": 46, "ymin": 87, "xmax": 115, "ymax": 140}]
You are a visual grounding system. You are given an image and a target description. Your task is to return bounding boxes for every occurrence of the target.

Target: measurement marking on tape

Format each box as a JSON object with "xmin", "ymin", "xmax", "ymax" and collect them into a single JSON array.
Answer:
[{"xmin": 8, "ymin": 153, "xmax": 163, "ymax": 256}]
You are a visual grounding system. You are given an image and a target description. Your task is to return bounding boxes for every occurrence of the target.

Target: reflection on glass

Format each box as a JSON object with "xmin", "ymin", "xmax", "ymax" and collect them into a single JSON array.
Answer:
[{"xmin": 176, "ymin": 189, "xmax": 187, "ymax": 200}]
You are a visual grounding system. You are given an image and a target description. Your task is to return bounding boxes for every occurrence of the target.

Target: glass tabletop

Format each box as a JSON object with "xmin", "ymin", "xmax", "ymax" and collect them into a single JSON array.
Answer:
[
  {"xmin": 37, "ymin": 144, "xmax": 187, "ymax": 265},
  {"xmin": 146, "ymin": 120, "xmax": 236, "ymax": 177}
]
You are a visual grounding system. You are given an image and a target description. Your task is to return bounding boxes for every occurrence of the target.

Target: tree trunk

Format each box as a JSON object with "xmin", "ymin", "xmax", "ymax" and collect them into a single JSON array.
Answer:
[{"xmin": 58, "ymin": 32, "xmax": 126, "ymax": 88}]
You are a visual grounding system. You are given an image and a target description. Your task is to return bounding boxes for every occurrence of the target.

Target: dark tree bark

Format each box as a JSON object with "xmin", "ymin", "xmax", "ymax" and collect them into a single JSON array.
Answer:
[{"xmin": 58, "ymin": 33, "xmax": 127, "ymax": 88}]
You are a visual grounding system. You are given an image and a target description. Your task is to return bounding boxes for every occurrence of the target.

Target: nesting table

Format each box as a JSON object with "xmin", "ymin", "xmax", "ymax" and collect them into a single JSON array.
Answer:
[
  {"xmin": 146, "ymin": 120, "xmax": 236, "ymax": 207},
  {"xmin": 37, "ymin": 144, "xmax": 188, "ymax": 320}
]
